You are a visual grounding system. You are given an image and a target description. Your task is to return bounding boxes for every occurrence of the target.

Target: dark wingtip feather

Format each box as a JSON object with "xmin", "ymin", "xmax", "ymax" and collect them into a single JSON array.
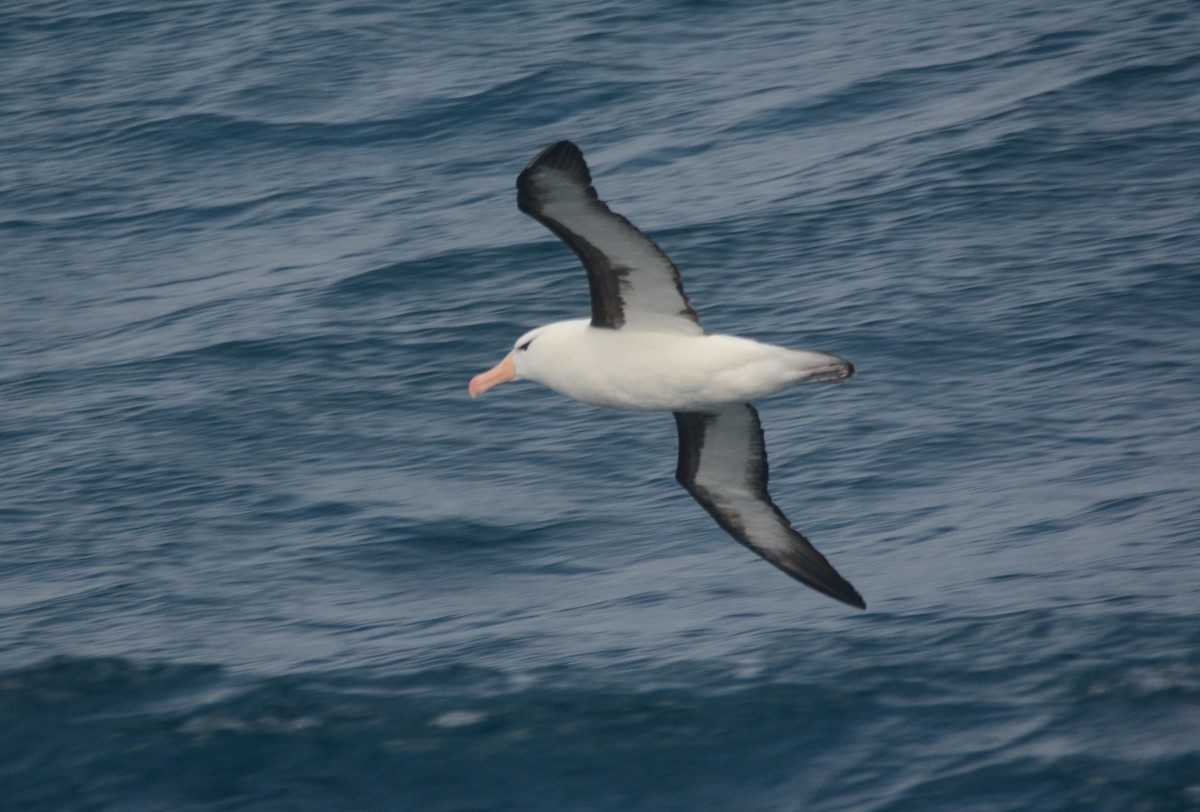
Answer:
[
  {"xmin": 774, "ymin": 545, "xmax": 867, "ymax": 610},
  {"xmin": 524, "ymin": 140, "xmax": 589, "ymax": 179},
  {"xmin": 841, "ymin": 586, "xmax": 868, "ymax": 610},
  {"xmin": 516, "ymin": 140, "xmax": 594, "ymax": 216}
]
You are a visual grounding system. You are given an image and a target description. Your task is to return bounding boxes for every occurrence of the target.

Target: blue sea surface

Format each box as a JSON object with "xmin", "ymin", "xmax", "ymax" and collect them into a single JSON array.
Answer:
[{"xmin": 3, "ymin": 1, "xmax": 1200, "ymax": 809}]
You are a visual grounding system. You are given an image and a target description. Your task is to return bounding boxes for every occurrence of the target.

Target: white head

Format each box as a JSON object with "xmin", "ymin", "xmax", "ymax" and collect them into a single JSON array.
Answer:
[{"xmin": 467, "ymin": 324, "xmax": 551, "ymax": 398}]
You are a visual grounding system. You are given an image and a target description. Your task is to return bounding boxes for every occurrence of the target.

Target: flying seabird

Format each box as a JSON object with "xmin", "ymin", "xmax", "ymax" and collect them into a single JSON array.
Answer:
[{"xmin": 469, "ymin": 141, "xmax": 865, "ymax": 609}]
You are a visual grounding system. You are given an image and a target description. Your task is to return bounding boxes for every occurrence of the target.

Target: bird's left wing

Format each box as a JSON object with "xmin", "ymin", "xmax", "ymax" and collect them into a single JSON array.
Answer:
[
  {"xmin": 674, "ymin": 403, "xmax": 866, "ymax": 609},
  {"xmin": 517, "ymin": 140, "xmax": 703, "ymax": 335}
]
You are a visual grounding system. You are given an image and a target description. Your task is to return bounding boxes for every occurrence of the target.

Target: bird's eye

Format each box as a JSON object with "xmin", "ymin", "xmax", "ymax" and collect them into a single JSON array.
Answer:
[{"xmin": 518, "ymin": 339, "xmax": 534, "ymax": 351}]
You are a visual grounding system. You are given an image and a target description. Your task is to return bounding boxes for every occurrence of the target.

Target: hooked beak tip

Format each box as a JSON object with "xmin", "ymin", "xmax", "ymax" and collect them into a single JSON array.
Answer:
[{"xmin": 468, "ymin": 352, "xmax": 516, "ymax": 399}]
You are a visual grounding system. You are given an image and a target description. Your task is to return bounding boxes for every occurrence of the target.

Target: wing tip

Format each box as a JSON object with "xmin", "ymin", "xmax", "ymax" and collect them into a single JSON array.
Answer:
[
  {"xmin": 525, "ymin": 140, "xmax": 586, "ymax": 174},
  {"xmin": 517, "ymin": 140, "xmax": 593, "ymax": 214},
  {"xmin": 840, "ymin": 587, "xmax": 868, "ymax": 611},
  {"xmin": 786, "ymin": 554, "xmax": 867, "ymax": 610}
]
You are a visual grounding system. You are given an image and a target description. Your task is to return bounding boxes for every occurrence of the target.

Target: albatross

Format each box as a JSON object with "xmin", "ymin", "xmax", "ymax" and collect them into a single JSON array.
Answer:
[{"xmin": 469, "ymin": 141, "xmax": 865, "ymax": 609}]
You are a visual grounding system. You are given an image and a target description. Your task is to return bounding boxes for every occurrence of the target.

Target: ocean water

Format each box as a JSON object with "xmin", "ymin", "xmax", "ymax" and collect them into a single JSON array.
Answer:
[{"xmin": 3, "ymin": 0, "xmax": 1200, "ymax": 809}]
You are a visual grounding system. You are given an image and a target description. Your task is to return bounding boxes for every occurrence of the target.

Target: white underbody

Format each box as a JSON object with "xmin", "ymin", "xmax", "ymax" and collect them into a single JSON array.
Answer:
[{"xmin": 513, "ymin": 319, "xmax": 849, "ymax": 412}]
